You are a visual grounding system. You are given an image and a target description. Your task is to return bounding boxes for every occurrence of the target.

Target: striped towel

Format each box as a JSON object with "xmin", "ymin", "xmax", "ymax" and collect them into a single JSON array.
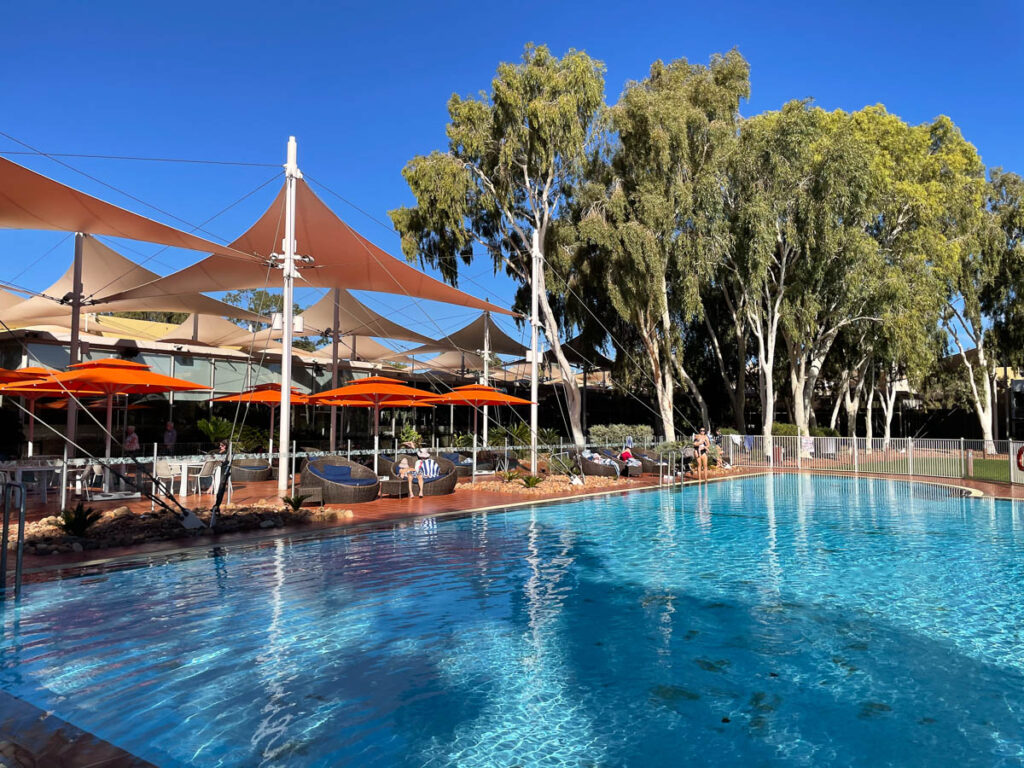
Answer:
[{"xmin": 418, "ymin": 459, "xmax": 440, "ymax": 479}]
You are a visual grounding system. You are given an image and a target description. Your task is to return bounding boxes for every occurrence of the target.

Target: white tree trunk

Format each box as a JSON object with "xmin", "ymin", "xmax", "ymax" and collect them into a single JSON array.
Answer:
[
  {"xmin": 865, "ymin": 377, "xmax": 875, "ymax": 454},
  {"xmin": 534, "ymin": 261, "xmax": 585, "ymax": 446}
]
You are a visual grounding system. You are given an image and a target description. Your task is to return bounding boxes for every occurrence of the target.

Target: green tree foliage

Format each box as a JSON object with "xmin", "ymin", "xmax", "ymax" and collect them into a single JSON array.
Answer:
[
  {"xmin": 222, "ymin": 289, "xmax": 317, "ymax": 352},
  {"xmin": 570, "ymin": 52, "xmax": 749, "ymax": 440},
  {"xmin": 107, "ymin": 311, "xmax": 190, "ymax": 324},
  {"xmin": 390, "ymin": 43, "xmax": 606, "ymax": 445}
]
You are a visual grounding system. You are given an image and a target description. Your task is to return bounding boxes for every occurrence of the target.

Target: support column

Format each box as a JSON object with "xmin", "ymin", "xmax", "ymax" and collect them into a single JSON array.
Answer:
[
  {"xmin": 65, "ymin": 233, "xmax": 85, "ymax": 456},
  {"xmin": 329, "ymin": 288, "xmax": 340, "ymax": 451},
  {"xmin": 482, "ymin": 311, "xmax": 490, "ymax": 446},
  {"xmin": 277, "ymin": 136, "xmax": 300, "ymax": 492}
]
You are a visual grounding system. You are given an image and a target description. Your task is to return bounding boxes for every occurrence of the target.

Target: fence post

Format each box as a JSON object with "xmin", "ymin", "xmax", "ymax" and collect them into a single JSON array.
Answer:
[
  {"xmin": 853, "ymin": 438, "xmax": 859, "ymax": 474},
  {"xmin": 960, "ymin": 437, "xmax": 965, "ymax": 478},
  {"xmin": 908, "ymin": 438, "xmax": 914, "ymax": 477},
  {"xmin": 729, "ymin": 438, "xmax": 734, "ymax": 467},
  {"xmin": 796, "ymin": 429, "xmax": 802, "ymax": 470},
  {"xmin": 1009, "ymin": 441, "xmax": 1015, "ymax": 484}
]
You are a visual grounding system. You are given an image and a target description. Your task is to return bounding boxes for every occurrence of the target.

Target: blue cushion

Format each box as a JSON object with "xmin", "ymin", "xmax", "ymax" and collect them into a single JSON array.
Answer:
[
  {"xmin": 310, "ymin": 464, "xmax": 351, "ymax": 481},
  {"xmin": 237, "ymin": 463, "xmax": 270, "ymax": 471},
  {"xmin": 442, "ymin": 452, "xmax": 461, "ymax": 463},
  {"xmin": 423, "ymin": 473, "xmax": 447, "ymax": 484},
  {"xmin": 380, "ymin": 454, "xmax": 395, "ymax": 463},
  {"xmin": 323, "ymin": 465, "xmax": 352, "ymax": 481}
]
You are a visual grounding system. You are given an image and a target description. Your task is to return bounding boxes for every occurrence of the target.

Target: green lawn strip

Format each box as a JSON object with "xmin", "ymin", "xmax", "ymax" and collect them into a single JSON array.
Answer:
[{"xmin": 857, "ymin": 455, "xmax": 1009, "ymax": 482}]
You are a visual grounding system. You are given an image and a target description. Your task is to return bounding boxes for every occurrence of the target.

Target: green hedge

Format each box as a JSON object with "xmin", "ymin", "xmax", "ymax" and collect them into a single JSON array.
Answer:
[
  {"xmin": 588, "ymin": 423, "xmax": 655, "ymax": 445},
  {"xmin": 771, "ymin": 422, "xmax": 799, "ymax": 436}
]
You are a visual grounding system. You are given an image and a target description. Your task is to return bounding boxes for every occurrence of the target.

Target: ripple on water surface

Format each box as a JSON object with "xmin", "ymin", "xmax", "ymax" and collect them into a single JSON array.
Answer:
[{"xmin": 1, "ymin": 475, "xmax": 1023, "ymax": 767}]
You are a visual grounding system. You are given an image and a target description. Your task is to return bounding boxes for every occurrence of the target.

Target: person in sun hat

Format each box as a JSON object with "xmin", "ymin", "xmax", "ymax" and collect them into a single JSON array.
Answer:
[{"xmin": 410, "ymin": 448, "xmax": 440, "ymax": 498}]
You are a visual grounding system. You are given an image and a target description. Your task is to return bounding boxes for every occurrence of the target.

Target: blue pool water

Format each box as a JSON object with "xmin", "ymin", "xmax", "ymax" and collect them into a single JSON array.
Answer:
[{"xmin": 1, "ymin": 475, "xmax": 1023, "ymax": 766}]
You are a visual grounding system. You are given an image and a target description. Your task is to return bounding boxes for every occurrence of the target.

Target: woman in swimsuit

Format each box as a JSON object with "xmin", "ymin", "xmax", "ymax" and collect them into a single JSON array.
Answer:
[{"xmin": 694, "ymin": 427, "xmax": 710, "ymax": 481}]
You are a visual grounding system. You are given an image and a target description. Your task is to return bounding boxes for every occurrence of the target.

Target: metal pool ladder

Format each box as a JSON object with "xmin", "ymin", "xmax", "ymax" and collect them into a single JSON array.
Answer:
[{"xmin": 0, "ymin": 482, "xmax": 26, "ymax": 599}]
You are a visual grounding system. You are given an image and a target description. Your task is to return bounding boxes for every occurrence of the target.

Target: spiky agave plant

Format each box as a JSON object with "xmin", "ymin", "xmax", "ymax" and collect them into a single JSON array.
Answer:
[{"xmin": 56, "ymin": 502, "xmax": 102, "ymax": 537}]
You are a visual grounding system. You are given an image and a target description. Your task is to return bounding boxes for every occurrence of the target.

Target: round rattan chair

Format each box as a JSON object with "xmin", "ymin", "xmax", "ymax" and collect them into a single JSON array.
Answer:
[
  {"xmin": 230, "ymin": 459, "xmax": 272, "ymax": 482},
  {"xmin": 300, "ymin": 456, "xmax": 380, "ymax": 504},
  {"xmin": 387, "ymin": 454, "xmax": 458, "ymax": 496}
]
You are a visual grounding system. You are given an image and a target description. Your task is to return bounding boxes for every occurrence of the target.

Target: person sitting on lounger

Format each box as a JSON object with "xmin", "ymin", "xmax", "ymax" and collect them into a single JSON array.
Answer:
[
  {"xmin": 619, "ymin": 447, "xmax": 642, "ymax": 469},
  {"xmin": 582, "ymin": 448, "xmax": 621, "ymax": 478},
  {"xmin": 396, "ymin": 456, "xmax": 419, "ymax": 496},
  {"xmin": 408, "ymin": 449, "xmax": 441, "ymax": 498}
]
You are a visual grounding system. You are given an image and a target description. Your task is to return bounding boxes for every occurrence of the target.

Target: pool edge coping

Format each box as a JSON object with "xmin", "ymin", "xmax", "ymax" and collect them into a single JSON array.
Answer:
[
  {"xmin": 16, "ymin": 472, "xmax": 767, "ymax": 581},
  {"xmin": 15, "ymin": 469, "xmax": 1004, "ymax": 584}
]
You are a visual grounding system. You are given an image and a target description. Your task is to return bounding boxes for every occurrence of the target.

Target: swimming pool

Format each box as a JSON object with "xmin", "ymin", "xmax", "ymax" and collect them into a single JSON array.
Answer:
[{"xmin": 1, "ymin": 474, "xmax": 1022, "ymax": 766}]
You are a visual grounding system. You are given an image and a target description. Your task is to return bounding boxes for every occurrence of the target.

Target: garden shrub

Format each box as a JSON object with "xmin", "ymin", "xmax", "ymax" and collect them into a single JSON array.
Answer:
[{"xmin": 588, "ymin": 424, "xmax": 655, "ymax": 445}]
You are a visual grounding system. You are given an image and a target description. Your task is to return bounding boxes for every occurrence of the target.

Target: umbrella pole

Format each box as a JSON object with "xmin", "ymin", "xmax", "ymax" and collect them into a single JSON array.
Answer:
[
  {"xmin": 26, "ymin": 398, "xmax": 34, "ymax": 458},
  {"xmin": 472, "ymin": 406, "xmax": 478, "ymax": 483},
  {"xmin": 104, "ymin": 393, "xmax": 113, "ymax": 492},
  {"xmin": 374, "ymin": 404, "xmax": 380, "ymax": 474},
  {"xmin": 269, "ymin": 405, "xmax": 276, "ymax": 457}
]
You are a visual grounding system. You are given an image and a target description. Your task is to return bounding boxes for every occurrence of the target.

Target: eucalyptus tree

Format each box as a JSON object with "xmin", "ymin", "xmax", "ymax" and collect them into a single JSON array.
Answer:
[
  {"xmin": 868, "ymin": 115, "xmax": 992, "ymax": 447},
  {"xmin": 389, "ymin": 44, "xmax": 605, "ymax": 445},
  {"xmin": 568, "ymin": 52, "xmax": 749, "ymax": 440},
  {"xmin": 724, "ymin": 102, "xmax": 877, "ymax": 440},
  {"xmin": 984, "ymin": 169, "xmax": 1024, "ymax": 370}
]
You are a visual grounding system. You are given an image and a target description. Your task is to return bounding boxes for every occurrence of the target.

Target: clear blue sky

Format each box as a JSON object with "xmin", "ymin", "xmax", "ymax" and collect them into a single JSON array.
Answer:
[{"xmin": 2, "ymin": 0, "xmax": 1021, "ymax": 349}]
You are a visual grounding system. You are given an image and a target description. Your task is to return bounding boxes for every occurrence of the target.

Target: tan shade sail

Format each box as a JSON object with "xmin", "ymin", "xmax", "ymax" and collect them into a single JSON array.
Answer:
[
  {"xmin": 403, "ymin": 313, "xmax": 526, "ymax": 357},
  {"xmin": 212, "ymin": 288, "xmax": 434, "ymax": 347},
  {"xmin": 316, "ymin": 336, "xmax": 405, "ymax": 363},
  {"xmin": 156, "ymin": 313, "xmax": 254, "ymax": 346},
  {"xmin": 97, "ymin": 178, "xmax": 513, "ymax": 316},
  {"xmin": 413, "ymin": 349, "xmax": 486, "ymax": 373},
  {"xmin": 0, "ymin": 156, "xmax": 251, "ymax": 259},
  {"xmin": 0, "ymin": 236, "xmax": 262, "ymax": 324}
]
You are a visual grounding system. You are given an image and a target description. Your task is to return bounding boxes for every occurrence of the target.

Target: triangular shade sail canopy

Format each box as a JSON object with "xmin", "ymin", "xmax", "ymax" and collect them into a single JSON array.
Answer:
[
  {"xmin": 541, "ymin": 335, "xmax": 613, "ymax": 370},
  {"xmin": 213, "ymin": 289, "xmax": 433, "ymax": 347},
  {"xmin": 314, "ymin": 337, "xmax": 404, "ymax": 363},
  {"xmin": 157, "ymin": 314, "xmax": 255, "ymax": 347},
  {"xmin": 0, "ymin": 157, "xmax": 250, "ymax": 259},
  {"xmin": 494, "ymin": 361, "xmax": 574, "ymax": 385},
  {"xmin": 0, "ymin": 236, "xmax": 262, "ymax": 325},
  {"xmin": 410, "ymin": 349, "xmax": 486, "ymax": 373},
  {"xmin": 98, "ymin": 179, "xmax": 513, "ymax": 316},
  {"xmin": 405, "ymin": 314, "xmax": 527, "ymax": 357}
]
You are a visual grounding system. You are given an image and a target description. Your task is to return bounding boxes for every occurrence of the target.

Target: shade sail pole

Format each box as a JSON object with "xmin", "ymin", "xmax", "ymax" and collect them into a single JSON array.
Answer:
[
  {"xmin": 482, "ymin": 312, "xmax": 490, "ymax": 447},
  {"xmin": 65, "ymin": 233, "xmax": 85, "ymax": 457},
  {"xmin": 529, "ymin": 239, "xmax": 540, "ymax": 473},
  {"xmin": 329, "ymin": 287, "xmax": 340, "ymax": 452},
  {"xmin": 278, "ymin": 136, "xmax": 300, "ymax": 492}
]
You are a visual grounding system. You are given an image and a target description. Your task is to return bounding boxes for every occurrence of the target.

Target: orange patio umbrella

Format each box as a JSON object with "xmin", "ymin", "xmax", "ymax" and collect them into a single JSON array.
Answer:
[
  {"xmin": 211, "ymin": 383, "xmax": 311, "ymax": 454},
  {"xmin": 0, "ymin": 358, "xmax": 208, "ymax": 461},
  {"xmin": 310, "ymin": 376, "xmax": 439, "ymax": 472},
  {"xmin": 425, "ymin": 385, "xmax": 533, "ymax": 479},
  {"xmin": 0, "ymin": 366, "xmax": 87, "ymax": 456}
]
